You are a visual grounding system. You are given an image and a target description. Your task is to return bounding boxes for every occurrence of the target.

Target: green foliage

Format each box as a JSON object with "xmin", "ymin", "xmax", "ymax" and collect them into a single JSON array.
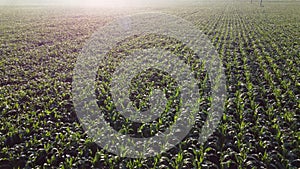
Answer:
[{"xmin": 0, "ymin": 1, "xmax": 299, "ymax": 169}]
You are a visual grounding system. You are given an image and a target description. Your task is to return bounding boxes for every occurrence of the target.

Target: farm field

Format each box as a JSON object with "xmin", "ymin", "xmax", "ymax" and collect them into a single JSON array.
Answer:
[{"xmin": 0, "ymin": 1, "xmax": 299, "ymax": 169}]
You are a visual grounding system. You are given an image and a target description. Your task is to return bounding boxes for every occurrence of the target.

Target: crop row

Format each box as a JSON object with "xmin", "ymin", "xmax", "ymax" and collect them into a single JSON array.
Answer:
[{"xmin": 0, "ymin": 2, "xmax": 299, "ymax": 169}]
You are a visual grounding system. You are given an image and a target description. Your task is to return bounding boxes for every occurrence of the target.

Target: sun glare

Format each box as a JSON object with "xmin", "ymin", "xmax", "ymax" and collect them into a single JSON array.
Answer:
[
  {"xmin": 79, "ymin": 0, "xmax": 129, "ymax": 8},
  {"xmin": 0, "ymin": 0, "xmax": 142, "ymax": 7}
]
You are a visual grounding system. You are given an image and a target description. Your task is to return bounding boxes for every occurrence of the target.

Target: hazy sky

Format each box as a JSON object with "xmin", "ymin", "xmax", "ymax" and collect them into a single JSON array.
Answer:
[{"xmin": 0, "ymin": 0, "xmax": 208, "ymax": 7}]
